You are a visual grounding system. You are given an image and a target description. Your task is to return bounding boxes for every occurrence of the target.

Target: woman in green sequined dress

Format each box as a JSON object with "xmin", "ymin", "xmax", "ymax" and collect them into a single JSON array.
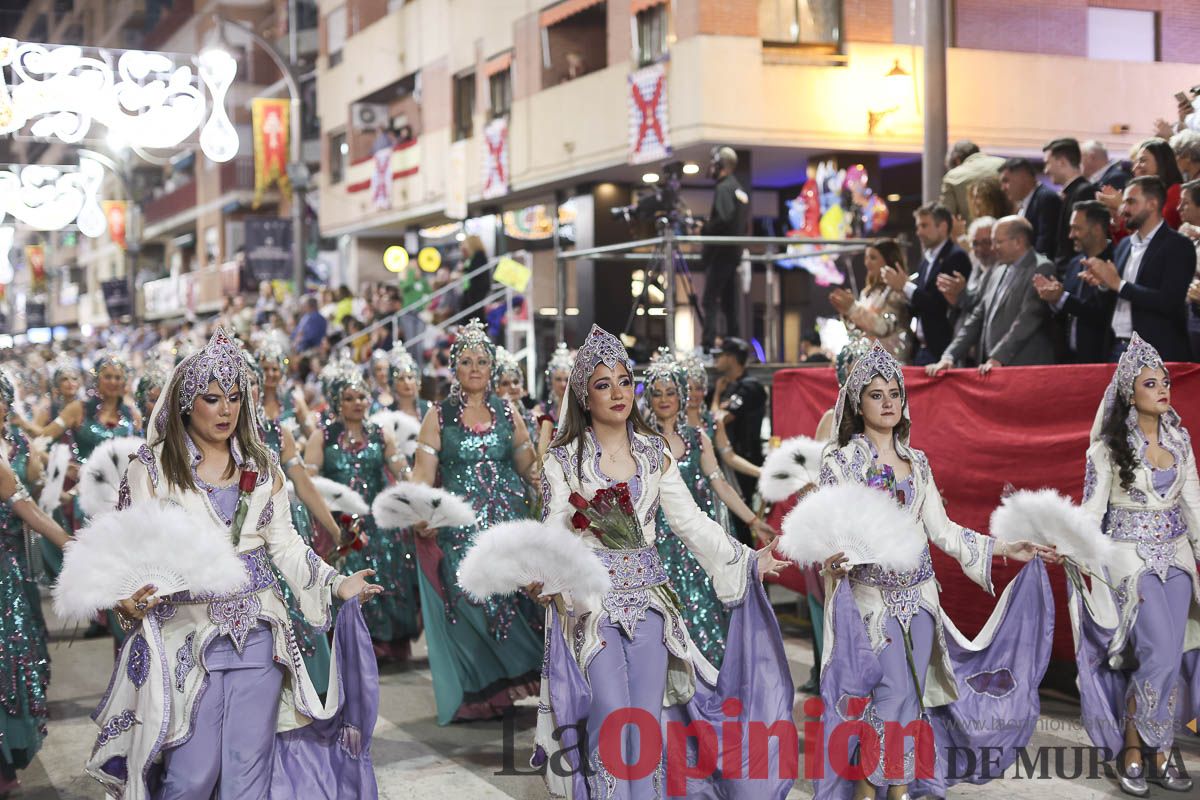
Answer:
[
  {"xmin": 248, "ymin": 350, "xmax": 342, "ymax": 692},
  {"xmin": 643, "ymin": 354, "xmax": 775, "ymax": 667},
  {"xmin": 306, "ymin": 357, "xmax": 420, "ymax": 661},
  {"xmin": 411, "ymin": 320, "xmax": 543, "ymax": 725},
  {"xmin": 389, "ymin": 346, "xmax": 430, "ymax": 423},
  {"xmin": 39, "ymin": 354, "xmax": 139, "ymax": 577},
  {"xmin": 0, "ymin": 372, "xmax": 72, "ymax": 795}
]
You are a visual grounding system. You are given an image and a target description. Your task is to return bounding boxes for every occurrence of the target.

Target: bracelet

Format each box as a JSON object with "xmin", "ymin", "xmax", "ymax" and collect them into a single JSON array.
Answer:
[
  {"xmin": 416, "ymin": 442, "xmax": 438, "ymax": 457},
  {"xmin": 9, "ymin": 485, "xmax": 31, "ymax": 505},
  {"xmin": 52, "ymin": 415, "xmax": 66, "ymax": 429},
  {"xmin": 705, "ymin": 469, "xmax": 723, "ymax": 484},
  {"xmin": 283, "ymin": 455, "xmax": 303, "ymax": 471},
  {"xmin": 388, "ymin": 453, "xmax": 407, "ymax": 465},
  {"xmin": 114, "ymin": 607, "xmax": 138, "ymax": 633},
  {"xmin": 515, "ymin": 441, "xmax": 533, "ymax": 454}
]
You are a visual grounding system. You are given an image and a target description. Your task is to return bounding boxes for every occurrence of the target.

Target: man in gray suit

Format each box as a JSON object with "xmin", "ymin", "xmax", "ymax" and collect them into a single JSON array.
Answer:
[{"xmin": 926, "ymin": 215, "xmax": 1057, "ymax": 375}]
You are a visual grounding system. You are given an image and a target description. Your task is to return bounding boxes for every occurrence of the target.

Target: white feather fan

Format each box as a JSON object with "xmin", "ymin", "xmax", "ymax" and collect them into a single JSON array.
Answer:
[
  {"xmin": 310, "ymin": 476, "xmax": 370, "ymax": 516},
  {"xmin": 372, "ymin": 483, "xmax": 477, "ymax": 530},
  {"xmin": 77, "ymin": 437, "xmax": 144, "ymax": 518},
  {"xmin": 39, "ymin": 443, "xmax": 72, "ymax": 514},
  {"xmin": 369, "ymin": 410, "xmax": 422, "ymax": 458},
  {"xmin": 778, "ymin": 483, "xmax": 926, "ymax": 570},
  {"xmin": 989, "ymin": 488, "xmax": 1112, "ymax": 574},
  {"xmin": 52, "ymin": 500, "xmax": 250, "ymax": 624},
  {"xmin": 758, "ymin": 436, "xmax": 826, "ymax": 503},
  {"xmin": 457, "ymin": 520, "xmax": 611, "ymax": 603}
]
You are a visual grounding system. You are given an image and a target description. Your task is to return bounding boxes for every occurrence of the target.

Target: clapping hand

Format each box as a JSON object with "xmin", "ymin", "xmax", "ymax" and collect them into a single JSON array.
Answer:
[
  {"xmin": 1081, "ymin": 257, "xmax": 1121, "ymax": 291},
  {"xmin": 1032, "ymin": 273, "xmax": 1064, "ymax": 304},
  {"xmin": 1096, "ymin": 185, "xmax": 1122, "ymax": 212},
  {"xmin": 936, "ymin": 271, "xmax": 967, "ymax": 305},
  {"xmin": 829, "ymin": 288, "xmax": 856, "ymax": 316},
  {"xmin": 881, "ymin": 265, "xmax": 908, "ymax": 293}
]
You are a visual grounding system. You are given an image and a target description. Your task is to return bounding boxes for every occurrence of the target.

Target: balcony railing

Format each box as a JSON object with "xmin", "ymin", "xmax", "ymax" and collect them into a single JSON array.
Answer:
[
  {"xmin": 143, "ymin": 180, "xmax": 197, "ymax": 226},
  {"xmin": 219, "ymin": 157, "xmax": 255, "ymax": 193}
]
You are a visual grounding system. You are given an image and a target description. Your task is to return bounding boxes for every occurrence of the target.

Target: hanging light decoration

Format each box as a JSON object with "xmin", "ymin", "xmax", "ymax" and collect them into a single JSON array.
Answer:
[{"xmin": 0, "ymin": 157, "xmax": 106, "ymax": 237}]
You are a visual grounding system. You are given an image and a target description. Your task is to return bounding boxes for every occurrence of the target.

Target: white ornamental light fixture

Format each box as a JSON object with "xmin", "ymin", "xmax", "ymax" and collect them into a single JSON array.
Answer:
[
  {"xmin": 0, "ymin": 225, "xmax": 14, "ymax": 284},
  {"xmin": 0, "ymin": 37, "xmax": 239, "ymax": 162},
  {"xmin": 0, "ymin": 157, "xmax": 106, "ymax": 237}
]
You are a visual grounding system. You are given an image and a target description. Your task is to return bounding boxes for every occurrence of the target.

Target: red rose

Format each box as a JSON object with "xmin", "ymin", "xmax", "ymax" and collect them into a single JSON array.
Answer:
[
  {"xmin": 238, "ymin": 470, "xmax": 259, "ymax": 493},
  {"xmin": 350, "ymin": 532, "xmax": 366, "ymax": 551},
  {"xmin": 568, "ymin": 492, "xmax": 590, "ymax": 511},
  {"xmin": 571, "ymin": 511, "xmax": 591, "ymax": 531},
  {"xmin": 618, "ymin": 494, "xmax": 634, "ymax": 516}
]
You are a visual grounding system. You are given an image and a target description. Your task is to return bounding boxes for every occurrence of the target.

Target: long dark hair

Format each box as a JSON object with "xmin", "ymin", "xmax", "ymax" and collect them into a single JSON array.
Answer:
[
  {"xmin": 153, "ymin": 369, "xmax": 273, "ymax": 494},
  {"xmin": 1100, "ymin": 395, "xmax": 1138, "ymax": 493},
  {"xmin": 549, "ymin": 363, "xmax": 663, "ymax": 483},
  {"xmin": 1138, "ymin": 138, "xmax": 1184, "ymax": 186},
  {"xmin": 836, "ymin": 381, "xmax": 911, "ymax": 448},
  {"xmin": 866, "ymin": 238, "xmax": 906, "ymax": 291}
]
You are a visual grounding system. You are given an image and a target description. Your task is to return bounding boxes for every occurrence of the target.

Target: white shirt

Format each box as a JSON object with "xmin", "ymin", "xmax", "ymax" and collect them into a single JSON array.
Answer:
[
  {"xmin": 901, "ymin": 238, "xmax": 948, "ymax": 301},
  {"xmin": 1110, "ymin": 220, "xmax": 1164, "ymax": 339},
  {"xmin": 1017, "ymin": 187, "xmax": 1036, "ymax": 218},
  {"xmin": 1088, "ymin": 160, "xmax": 1119, "ymax": 186}
]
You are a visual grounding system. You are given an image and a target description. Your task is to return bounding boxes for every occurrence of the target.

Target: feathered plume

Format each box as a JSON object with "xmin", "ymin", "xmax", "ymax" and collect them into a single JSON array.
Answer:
[
  {"xmin": 52, "ymin": 500, "xmax": 250, "ymax": 624},
  {"xmin": 989, "ymin": 488, "xmax": 1112, "ymax": 576},
  {"xmin": 369, "ymin": 410, "xmax": 422, "ymax": 458},
  {"xmin": 310, "ymin": 476, "xmax": 370, "ymax": 516},
  {"xmin": 778, "ymin": 483, "xmax": 926, "ymax": 570},
  {"xmin": 39, "ymin": 443, "xmax": 72, "ymax": 514},
  {"xmin": 77, "ymin": 437, "xmax": 144, "ymax": 518},
  {"xmin": 758, "ymin": 436, "xmax": 826, "ymax": 502},
  {"xmin": 371, "ymin": 483, "xmax": 476, "ymax": 530},
  {"xmin": 457, "ymin": 520, "xmax": 611, "ymax": 603}
]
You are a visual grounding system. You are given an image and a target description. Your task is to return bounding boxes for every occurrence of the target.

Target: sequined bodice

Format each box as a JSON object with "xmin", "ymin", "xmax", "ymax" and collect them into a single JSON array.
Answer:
[
  {"xmin": 260, "ymin": 418, "xmax": 282, "ymax": 455},
  {"xmin": 321, "ymin": 420, "xmax": 387, "ymax": 500},
  {"xmin": 6, "ymin": 424, "xmax": 30, "ymax": 488},
  {"xmin": 439, "ymin": 397, "xmax": 518, "ymax": 488},
  {"xmin": 76, "ymin": 399, "xmax": 137, "ymax": 462},
  {"xmin": 673, "ymin": 425, "xmax": 717, "ymax": 516}
]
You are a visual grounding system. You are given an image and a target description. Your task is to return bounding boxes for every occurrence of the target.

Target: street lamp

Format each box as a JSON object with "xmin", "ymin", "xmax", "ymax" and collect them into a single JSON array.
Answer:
[{"xmin": 203, "ymin": 15, "xmax": 308, "ymax": 292}]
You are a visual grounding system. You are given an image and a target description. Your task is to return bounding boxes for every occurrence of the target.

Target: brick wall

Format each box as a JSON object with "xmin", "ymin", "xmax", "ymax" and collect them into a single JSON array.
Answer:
[
  {"xmin": 695, "ymin": 0, "xmax": 758, "ymax": 37},
  {"xmin": 956, "ymin": 0, "xmax": 1200, "ymax": 64}
]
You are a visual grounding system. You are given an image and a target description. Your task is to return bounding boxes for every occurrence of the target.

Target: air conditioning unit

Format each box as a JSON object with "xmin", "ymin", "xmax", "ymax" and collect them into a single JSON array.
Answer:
[{"xmin": 351, "ymin": 103, "xmax": 390, "ymax": 132}]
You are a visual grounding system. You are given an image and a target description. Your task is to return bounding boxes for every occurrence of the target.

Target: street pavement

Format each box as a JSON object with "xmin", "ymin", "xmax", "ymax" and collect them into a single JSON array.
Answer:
[{"xmin": 15, "ymin": 588, "xmax": 1200, "ymax": 799}]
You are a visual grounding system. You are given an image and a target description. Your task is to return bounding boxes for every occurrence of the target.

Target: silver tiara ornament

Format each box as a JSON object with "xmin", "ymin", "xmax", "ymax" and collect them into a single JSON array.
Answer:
[
  {"xmin": 49, "ymin": 353, "xmax": 81, "ymax": 385},
  {"xmin": 177, "ymin": 327, "xmax": 248, "ymax": 414},
  {"xmin": 569, "ymin": 325, "xmax": 632, "ymax": 403},
  {"xmin": 679, "ymin": 353, "xmax": 709, "ymax": 391},
  {"xmin": 546, "ymin": 341, "xmax": 573, "ymax": 378},
  {"xmin": 449, "ymin": 319, "xmax": 495, "ymax": 370},
  {"xmin": 845, "ymin": 341, "xmax": 905, "ymax": 413},
  {"xmin": 494, "ymin": 346, "xmax": 522, "ymax": 380},
  {"xmin": 255, "ymin": 330, "xmax": 290, "ymax": 367},
  {"xmin": 389, "ymin": 346, "xmax": 418, "ymax": 376},
  {"xmin": 644, "ymin": 348, "xmax": 688, "ymax": 397},
  {"xmin": 1113, "ymin": 333, "xmax": 1165, "ymax": 402},
  {"xmin": 320, "ymin": 353, "xmax": 369, "ymax": 415},
  {"xmin": 92, "ymin": 350, "xmax": 129, "ymax": 379}
]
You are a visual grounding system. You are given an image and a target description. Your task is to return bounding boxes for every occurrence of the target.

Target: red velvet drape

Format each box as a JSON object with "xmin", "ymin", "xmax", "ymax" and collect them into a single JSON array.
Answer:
[{"xmin": 767, "ymin": 363, "xmax": 1200, "ymax": 661}]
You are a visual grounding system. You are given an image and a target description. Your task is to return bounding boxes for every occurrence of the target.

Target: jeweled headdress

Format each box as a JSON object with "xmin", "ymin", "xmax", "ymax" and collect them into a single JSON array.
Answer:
[
  {"xmin": 679, "ymin": 352, "xmax": 709, "ymax": 393},
  {"xmin": 449, "ymin": 319, "xmax": 495, "ymax": 370},
  {"xmin": 91, "ymin": 350, "xmax": 129, "ymax": 381},
  {"xmin": 389, "ymin": 345, "xmax": 418, "ymax": 377},
  {"xmin": 176, "ymin": 327, "xmax": 247, "ymax": 414},
  {"xmin": 643, "ymin": 347, "xmax": 689, "ymax": 430},
  {"xmin": 134, "ymin": 356, "xmax": 171, "ymax": 411},
  {"xmin": 255, "ymin": 329, "xmax": 290, "ymax": 368},
  {"xmin": 49, "ymin": 353, "xmax": 81, "ymax": 386},
  {"xmin": 495, "ymin": 346, "xmax": 523, "ymax": 382},
  {"xmin": 831, "ymin": 340, "xmax": 908, "ymax": 441},
  {"xmin": 0, "ymin": 369, "xmax": 14, "ymax": 407},
  {"xmin": 320, "ymin": 352, "xmax": 370, "ymax": 416},
  {"xmin": 241, "ymin": 350, "xmax": 264, "ymax": 387},
  {"xmin": 1090, "ymin": 333, "xmax": 1184, "ymax": 454},
  {"xmin": 546, "ymin": 341, "xmax": 573, "ymax": 378},
  {"xmin": 569, "ymin": 325, "xmax": 633, "ymax": 404}
]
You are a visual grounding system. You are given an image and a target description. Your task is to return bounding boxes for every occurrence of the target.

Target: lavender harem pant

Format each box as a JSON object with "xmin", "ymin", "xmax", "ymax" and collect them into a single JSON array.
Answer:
[
  {"xmin": 1127, "ymin": 566, "xmax": 1193, "ymax": 752},
  {"xmin": 156, "ymin": 625, "xmax": 283, "ymax": 799},
  {"xmin": 586, "ymin": 610, "xmax": 669, "ymax": 800}
]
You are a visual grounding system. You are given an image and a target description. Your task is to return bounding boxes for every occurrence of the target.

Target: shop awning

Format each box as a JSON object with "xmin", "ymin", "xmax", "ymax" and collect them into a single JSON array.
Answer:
[
  {"xmin": 630, "ymin": 0, "xmax": 667, "ymax": 14},
  {"xmin": 539, "ymin": 0, "xmax": 606, "ymax": 28},
  {"xmin": 484, "ymin": 50, "xmax": 513, "ymax": 77}
]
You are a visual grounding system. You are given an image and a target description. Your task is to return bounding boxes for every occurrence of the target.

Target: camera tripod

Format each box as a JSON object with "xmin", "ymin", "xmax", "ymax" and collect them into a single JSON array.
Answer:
[{"xmin": 623, "ymin": 217, "xmax": 705, "ymax": 348}]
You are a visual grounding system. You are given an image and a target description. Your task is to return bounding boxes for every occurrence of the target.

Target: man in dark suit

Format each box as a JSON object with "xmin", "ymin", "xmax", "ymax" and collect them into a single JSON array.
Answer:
[
  {"xmin": 928, "ymin": 216, "xmax": 1057, "ymax": 375},
  {"xmin": 1082, "ymin": 176, "xmax": 1196, "ymax": 361},
  {"xmin": 1033, "ymin": 200, "xmax": 1116, "ymax": 362},
  {"xmin": 1043, "ymin": 138, "xmax": 1097, "ymax": 274},
  {"xmin": 1000, "ymin": 157, "xmax": 1063, "ymax": 260},
  {"xmin": 1082, "ymin": 140, "xmax": 1132, "ymax": 191},
  {"xmin": 881, "ymin": 202, "xmax": 972, "ymax": 365}
]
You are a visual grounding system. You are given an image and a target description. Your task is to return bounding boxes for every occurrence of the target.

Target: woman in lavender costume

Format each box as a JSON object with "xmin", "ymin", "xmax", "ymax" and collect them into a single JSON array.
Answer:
[
  {"xmin": 816, "ymin": 342, "xmax": 1055, "ymax": 800},
  {"xmin": 1068, "ymin": 332, "xmax": 1199, "ymax": 795},
  {"xmin": 534, "ymin": 325, "xmax": 793, "ymax": 799},
  {"xmin": 87, "ymin": 328, "xmax": 382, "ymax": 800}
]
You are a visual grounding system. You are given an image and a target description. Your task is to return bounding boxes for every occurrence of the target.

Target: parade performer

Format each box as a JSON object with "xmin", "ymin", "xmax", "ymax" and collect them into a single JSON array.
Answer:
[
  {"xmin": 0, "ymin": 371, "xmax": 70, "ymax": 796},
  {"xmin": 245, "ymin": 352, "xmax": 338, "ymax": 692},
  {"xmin": 87, "ymin": 328, "xmax": 381, "ymax": 799},
  {"xmin": 410, "ymin": 319, "xmax": 543, "ymax": 724},
  {"xmin": 257, "ymin": 332, "xmax": 312, "ymax": 439},
  {"xmin": 305, "ymin": 355, "xmax": 419, "ymax": 661},
  {"xmin": 389, "ymin": 346, "xmax": 430, "ymax": 422},
  {"xmin": 679, "ymin": 352, "xmax": 759, "ymax": 482},
  {"xmin": 134, "ymin": 360, "xmax": 171, "ymax": 433},
  {"xmin": 40, "ymin": 353, "xmax": 139, "ymax": 576},
  {"xmin": 535, "ymin": 341, "xmax": 573, "ymax": 456},
  {"xmin": 815, "ymin": 342, "xmax": 1054, "ymax": 800},
  {"xmin": 535, "ymin": 325, "xmax": 793, "ymax": 799},
  {"xmin": 32, "ymin": 355, "xmax": 81, "ymax": 433},
  {"xmin": 1069, "ymin": 333, "xmax": 1198, "ymax": 794},
  {"xmin": 643, "ymin": 351, "xmax": 774, "ymax": 666},
  {"xmin": 368, "ymin": 350, "xmax": 397, "ymax": 413}
]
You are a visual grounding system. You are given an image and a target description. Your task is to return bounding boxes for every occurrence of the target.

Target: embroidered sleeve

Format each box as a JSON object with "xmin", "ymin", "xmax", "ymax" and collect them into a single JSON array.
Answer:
[
  {"xmin": 135, "ymin": 443, "xmax": 159, "ymax": 489},
  {"xmin": 919, "ymin": 466, "xmax": 994, "ymax": 594},
  {"xmin": 256, "ymin": 498, "xmax": 274, "ymax": 530},
  {"xmin": 1082, "ymin": 455, "xmax": 1098, "ymax": 504}
]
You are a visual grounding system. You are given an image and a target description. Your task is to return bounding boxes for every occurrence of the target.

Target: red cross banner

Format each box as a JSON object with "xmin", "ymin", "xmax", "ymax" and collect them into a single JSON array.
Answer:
[
  {"xmin": 252, "ymin": 98, "xmax": 291, "ymax": 208},
  {"xmin": 481, "ymin": 116, "xmax": 509, "ymax": 200},
  {"xmin": 628, "ymin": 63, "xmax": 670, "ymax": 165},
  {"xmin": 370, "ymin": 146, "xmax": 392, "ymax": 210}
]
